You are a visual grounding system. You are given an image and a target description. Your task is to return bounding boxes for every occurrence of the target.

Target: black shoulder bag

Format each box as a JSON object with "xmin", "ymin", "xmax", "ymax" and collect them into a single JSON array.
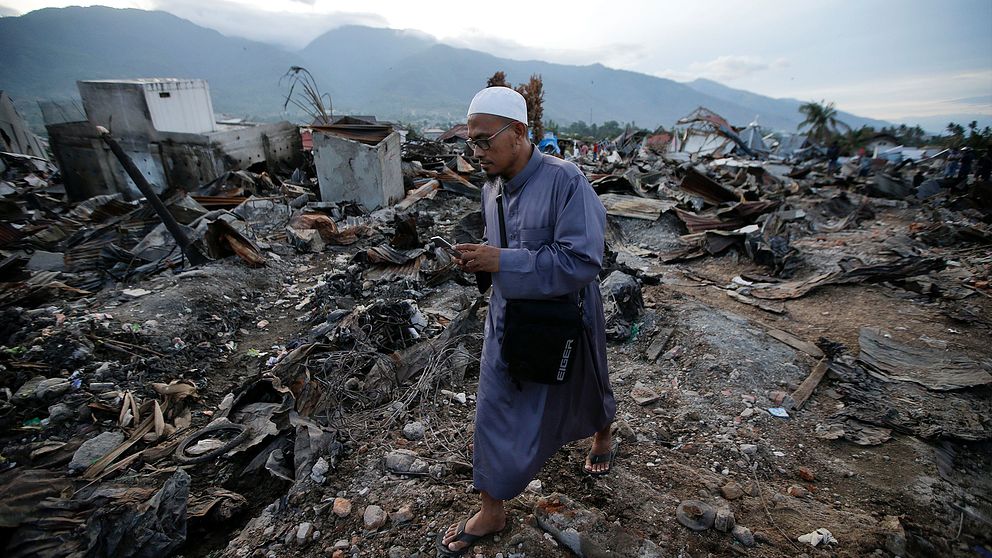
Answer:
[{"xmin": 496, "ymin": 190, "xmax": 584, "ymax": 386}]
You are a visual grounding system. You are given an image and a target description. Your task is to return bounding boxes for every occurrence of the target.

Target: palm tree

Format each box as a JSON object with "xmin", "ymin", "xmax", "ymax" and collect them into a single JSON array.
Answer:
[{"xmin": 798, "ymin": 100, "xmax": 850, "ymax": 143}]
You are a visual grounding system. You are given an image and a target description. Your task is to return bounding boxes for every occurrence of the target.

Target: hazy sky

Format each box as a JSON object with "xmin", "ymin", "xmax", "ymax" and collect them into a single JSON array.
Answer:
[{"xmin": 4, "ymin": 0, "xmax": 991, "ymax": 128}]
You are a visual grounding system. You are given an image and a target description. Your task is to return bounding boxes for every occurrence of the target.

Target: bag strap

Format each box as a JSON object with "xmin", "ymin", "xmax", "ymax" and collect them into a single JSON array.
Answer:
[
  {"xmin": 496, "ymin": 185, "xmax": 585, "ymax": 310},
  {"xmin": 496, "ymin": 186, "xmax": 508, "ymax": 249}
]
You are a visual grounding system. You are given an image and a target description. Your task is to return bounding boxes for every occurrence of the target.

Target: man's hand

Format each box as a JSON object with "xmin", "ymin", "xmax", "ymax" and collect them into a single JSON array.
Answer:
[{"xmin": 454, "ymin": 243, "xmax": 500, "ymax": 273}]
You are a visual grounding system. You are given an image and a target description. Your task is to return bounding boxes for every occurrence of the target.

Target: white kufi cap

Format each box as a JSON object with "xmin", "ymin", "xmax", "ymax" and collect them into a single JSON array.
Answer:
[{"xmin": 467, "ymin": 87, "xmax": 528, "ymax": 125}]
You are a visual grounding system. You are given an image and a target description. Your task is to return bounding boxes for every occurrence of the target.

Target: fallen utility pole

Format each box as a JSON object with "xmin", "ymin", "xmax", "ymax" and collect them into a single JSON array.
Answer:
[{"xmin": 96, "ymin": 125, "xmax": 210, "ymax": 266}]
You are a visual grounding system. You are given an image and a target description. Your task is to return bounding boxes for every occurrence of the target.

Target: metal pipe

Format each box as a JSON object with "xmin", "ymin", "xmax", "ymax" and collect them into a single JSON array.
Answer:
[{"xmin": 96, "ymin": 126, "xmax": 209, "ymax": 266}]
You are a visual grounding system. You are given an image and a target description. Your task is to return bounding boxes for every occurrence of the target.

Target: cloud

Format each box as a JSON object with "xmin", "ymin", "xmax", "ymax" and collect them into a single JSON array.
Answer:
[
  {"xmin": 145, "ymin": 0, "xmax": 388, "ymax": 50},
  {"xmin": 687, "ymin": 55, "xmax": 784, "ymax": 81},
  {"xmin": 0, "ymin": 4, "xmax": 20, "ymax": 16},
  {"xmin": 785, "ymin": 69, "xmax": 992, "ymax": 120},
  {"xmin": 444, "ymin": 31, "xmax": 647, "ymax": 72}
]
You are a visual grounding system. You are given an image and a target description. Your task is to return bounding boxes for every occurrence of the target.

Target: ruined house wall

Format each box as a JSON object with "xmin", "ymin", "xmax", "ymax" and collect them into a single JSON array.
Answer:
[{"xmin": 312, "ymin": 130, "xmax": 403, "ymax": 209}]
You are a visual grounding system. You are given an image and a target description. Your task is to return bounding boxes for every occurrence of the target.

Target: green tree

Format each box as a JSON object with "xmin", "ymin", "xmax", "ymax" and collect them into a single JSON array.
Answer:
[
  {"xmin": 843, "ymin": 125, "xmax": 876, "ymax": 154},
  {"xmin": 798, "ymin": 100, "xmax": 850, "ymax": 143},
  {"xmin": 945, "ymin": 122, "xmax": 966, "ymax": 148}
]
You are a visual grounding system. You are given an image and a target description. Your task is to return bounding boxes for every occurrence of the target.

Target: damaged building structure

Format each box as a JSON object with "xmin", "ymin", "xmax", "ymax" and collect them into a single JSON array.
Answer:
[
  {"xmin": 0, "ymin": 91, "xmax": 48, "ymax": 160},
  {"xmin": 44, "ymin": 78, "xmax": 301, "ymax": 201}
]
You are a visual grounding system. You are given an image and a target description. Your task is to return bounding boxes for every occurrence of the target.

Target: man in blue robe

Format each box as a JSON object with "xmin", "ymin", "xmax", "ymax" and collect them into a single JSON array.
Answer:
[{"xmin": 437, "ymin": 87, "xmax": 617, "ymax": 556}]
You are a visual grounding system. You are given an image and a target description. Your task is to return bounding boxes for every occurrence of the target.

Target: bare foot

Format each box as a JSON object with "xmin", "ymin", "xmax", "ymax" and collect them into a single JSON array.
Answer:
[
  {"xmin": 584, "ymin": 430, "xmax": 614, "ymax": 474},
  {"xmin": 441, "ymin": 508, "xmax": 506, "ymax": 553}
]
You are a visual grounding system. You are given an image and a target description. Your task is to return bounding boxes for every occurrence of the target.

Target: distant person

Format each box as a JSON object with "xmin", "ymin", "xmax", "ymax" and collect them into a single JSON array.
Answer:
[
  {"xmin": 826, "ymin": 141, "xmax": 840, "ymax": 174},
  {"xmin": 959, "ymin": 147, "xmax": 974, "ymax": 180},
  {"xmin": 975, "ymin": 150, "xmax": 991, "ymax": 182},
  {"xmin": 592, "ymin": 141, "xmax": 599, "ymax": 161},
  {"xmin": 944, "ymin": 149, "xmax": 961, "ymax": 178},
  {"xmin": 858, "ymin": 155, "xmax": 871, "ymax": 177}
]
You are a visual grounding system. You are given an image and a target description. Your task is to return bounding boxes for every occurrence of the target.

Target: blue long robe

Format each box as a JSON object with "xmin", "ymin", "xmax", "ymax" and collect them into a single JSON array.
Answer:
[{"xmin": 472, "ymin": 146, "xmax": 616, "ymax": 500}]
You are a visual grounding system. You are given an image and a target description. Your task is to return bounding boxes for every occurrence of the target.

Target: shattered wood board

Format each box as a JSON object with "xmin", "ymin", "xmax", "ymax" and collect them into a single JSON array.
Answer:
[
  {"xmin": 789, "ymin": 358, "xmax": 828, "ymax": 410},
  {"xmin": 721, "ymin": 288, "xmax": 786, "ymax": 314},
  {"xmin": 766, "ymin": 328, "xmax": 824, "ymax": 358},
  {"xmin": 599, "ymin": 193, "xmax": 676, "ymax": 221},
  {"xmin": 858, "ymin": 327, "xmax": 992, "ymax": 390},
  {"xmin": 646, "ymin": 328, "xmax": 675, "ymax": 361}
]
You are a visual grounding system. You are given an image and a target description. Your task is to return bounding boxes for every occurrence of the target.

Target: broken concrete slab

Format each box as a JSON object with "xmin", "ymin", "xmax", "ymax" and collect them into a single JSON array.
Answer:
[{"xmin": 312, "ymin": 130, "xmax": 403, "ymax": 210}]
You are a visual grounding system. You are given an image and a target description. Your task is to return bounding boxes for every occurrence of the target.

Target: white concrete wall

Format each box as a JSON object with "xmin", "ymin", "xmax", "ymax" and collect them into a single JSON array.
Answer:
[
  {"xmin": 142, "ymin": 80, "xmax": 216, "ymax": 134},
  {"xmin": 312, "ymin": 131, "xmax": 404, "ymax": 209}
]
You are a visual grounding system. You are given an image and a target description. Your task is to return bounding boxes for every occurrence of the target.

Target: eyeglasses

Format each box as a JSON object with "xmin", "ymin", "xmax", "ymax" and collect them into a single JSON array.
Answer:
[{"xmin": 466, "ymin": 121, "xmax": 515, "ymax": 151}]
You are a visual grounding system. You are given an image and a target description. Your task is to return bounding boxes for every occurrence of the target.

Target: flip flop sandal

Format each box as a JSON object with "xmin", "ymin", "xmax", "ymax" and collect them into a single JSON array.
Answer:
[
  {"xmin": 584, "ymin": 439, "xmax": 620, "ymax": 477},
  {"xmin": 435, "ymin": 517, "xmax": 488, "ymax": 557}
]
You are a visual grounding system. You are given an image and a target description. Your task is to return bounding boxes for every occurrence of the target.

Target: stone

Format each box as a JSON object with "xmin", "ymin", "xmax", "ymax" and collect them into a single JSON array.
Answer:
[
  {"xmin": 402, "ymin": 421, "xmax": 425, "ymax": 441},
  {"xmin": 739, "ymin": 444, "xmax": 758, "ymax": 455},
  {"xmin": 428, "ymin": 463, "xmax": 446, "ymax": 479},
  {"xmin": 384, "ymin": 449, "xmax": 418, "ymax": 473},
  {"xmin": 880, "ymin": 515, "xmax": 906, "ymax": 555},
  {"xmin": 740, "ymin": 407, "xmax": 755, "ymax": 418},
  {"xmin": 714, "ymin": 508, "xmax": 736, "ymax": 533},
  {"xmin": 389, "ymin": 504, "xmax": 414, "ymax": 524},
  {"xmin": 798, "ymin": 466, "xmax": 815, "ymax": 481},
  {"xmin": 768, "ymin": 390, "xmax": 789, "ymax": 405},
  {"xmin": 363, "ymin": 505, "xmax": 386, "ymax": 530},
  {"xmin": 69, "ymin": 431, "xmax": 125, "ymax": 473},
  {"xmin": 408, "ymin": 458, "xmax": 429, "ymax": 475},
  {"xmin": 612, "ymin": 420, "xmax": 636, "ymax": 439},
  {"xmin": 387, "ymin": 546, "xmax": 409, "ymax": 558},
  {"xmin": 675, "ymin": 500, "xmax": 715, "ymax": 531},
  {"xmin": 332, "ymin": 498, "xmax": 352, "ymax": 518},
  {"xmin": 732, "ymin": 525, "xmax": 755, "ymax": 547},
  {"xmin": 122, "ymin": 288, "xmax": 151, "ymax": 298},
  {"xmin": 47, "ymin": 402, "xmax": 75, "ymax": 423},
  {"xmin": 440, "ymin": 389, "xmax": 467, "ymax": 404},
  {"xmin": 310, "ymin": 457, "xmax": 329, "ymax": 484},
  {"xmin": 296, "ymin": 522, "xmax": 313, "ymax": 544},
  {"xmin": 662, "ymin": 346, "xmax": 684, "ymax": 360},
  {"xmin": 332, "ymin": 539, "xmax": 350, "ymax": 550},
  {"xmin": 787, "ymin": 485, "xmax": 809, "ymax": 498},
  {"xmin": 630, "ymin": 383, "xmax": 661, "ymax": 406},
  {"xmin": 721, "ymin": 482, "xmax": 744, "ymax": 500}
]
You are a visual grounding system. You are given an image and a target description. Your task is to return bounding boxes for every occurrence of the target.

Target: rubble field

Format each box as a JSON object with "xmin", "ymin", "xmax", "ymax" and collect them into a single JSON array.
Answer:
[{"xmin": 0, "ymin": 126, "xmax": 990, "ymax": 558}]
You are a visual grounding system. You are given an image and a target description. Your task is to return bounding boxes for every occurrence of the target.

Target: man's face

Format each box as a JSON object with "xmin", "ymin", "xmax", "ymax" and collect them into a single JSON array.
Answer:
[{"xmin": 467, "ymin": 114, "xmax": 522, "ymax": 179}]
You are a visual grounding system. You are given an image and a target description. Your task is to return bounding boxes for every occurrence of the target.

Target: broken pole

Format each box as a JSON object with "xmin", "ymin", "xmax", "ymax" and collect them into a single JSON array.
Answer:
[{"xmin": 96, "ymin": 125, "xmax": 210, "ymax": 266}]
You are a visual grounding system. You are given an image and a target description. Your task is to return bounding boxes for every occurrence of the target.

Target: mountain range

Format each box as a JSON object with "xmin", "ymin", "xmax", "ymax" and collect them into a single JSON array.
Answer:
[{"xmin": 0, "ymin": 6, "xmax": 891, "ymax": 134}]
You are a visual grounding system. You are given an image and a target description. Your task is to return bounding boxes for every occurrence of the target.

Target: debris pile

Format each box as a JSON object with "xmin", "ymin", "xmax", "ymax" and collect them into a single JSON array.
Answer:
[{"xmin": 0, "ymin": 102, "xmax": 989, "ymax": 558}]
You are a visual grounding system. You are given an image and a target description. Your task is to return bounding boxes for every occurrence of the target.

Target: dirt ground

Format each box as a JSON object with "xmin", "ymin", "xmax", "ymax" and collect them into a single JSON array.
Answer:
[{"xmin": 2, "ymin": 191, "xmax": 990, "ymax": 558}]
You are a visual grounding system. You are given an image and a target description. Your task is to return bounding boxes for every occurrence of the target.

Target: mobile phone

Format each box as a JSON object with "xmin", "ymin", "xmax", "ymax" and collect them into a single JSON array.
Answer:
[{"xmin": 430, "ymin": 236, "xmax": 462, "ymax": 258}]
